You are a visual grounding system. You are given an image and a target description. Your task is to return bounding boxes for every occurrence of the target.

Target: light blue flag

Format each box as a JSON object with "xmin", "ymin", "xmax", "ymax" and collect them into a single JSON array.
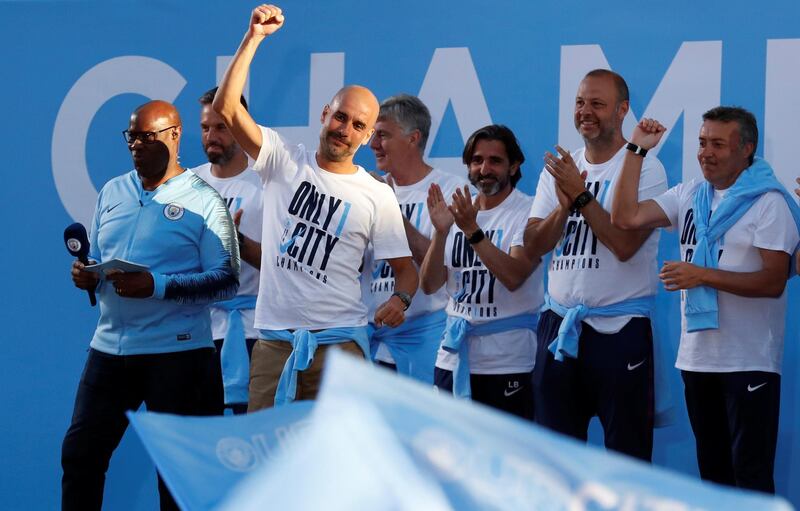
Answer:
[
  {"xmin": 126, "ymin": 402, "xmax": 313, "ymax": 511},
  {"xmin": 219, "ymin": 352, "xmax": 792, "ymax": 511}
]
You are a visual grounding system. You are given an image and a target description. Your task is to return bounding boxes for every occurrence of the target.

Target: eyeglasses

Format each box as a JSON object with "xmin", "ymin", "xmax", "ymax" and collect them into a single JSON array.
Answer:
[{"xmin": 122, "ymin": 125, "xmax": 178, "ymax": 144}]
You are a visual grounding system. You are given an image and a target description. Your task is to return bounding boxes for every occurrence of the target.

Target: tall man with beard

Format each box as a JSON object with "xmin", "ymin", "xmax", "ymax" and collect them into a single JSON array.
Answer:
[
  {"xmin": 61, "ymin": 100, "xmax": 239, "ymax": 510},
  {"xmin": 192, "ymin": 87, "xmax": 263, "ymax": 414},
  {"xmin": 214, "ymin": 4, "xmax": 417, "ymax": 410},
  {"xmin": 363, "ymin": 94, "xmax": 466, "ymax": 383},
  {"xmin": 524, "ymin": 69, "xmax": 667, "ymax": 460},
  {"xmin": 421, "ymin": 125, "xmax": 543, "ymax": 418},
  {"xmin": 612, "ymin": 109, "xmax": 800, "ymax": 492}
]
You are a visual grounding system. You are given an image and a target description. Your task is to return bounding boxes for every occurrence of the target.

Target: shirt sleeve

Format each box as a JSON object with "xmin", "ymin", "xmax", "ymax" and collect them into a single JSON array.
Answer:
[
  {"xmin": 88, "ymin": 187, "xmax": 103, "ymax": 263},
  {"xmin": 511, "ymin": 196, "xmax": 535, "ymax": 247},
  {"xmin": 251, "ymin": 126, "xmax": 297, "ymax": 185},
  {"xmin": 152, "ymin": 188, "xmax": 241, "ymax": 303},
  {"xmin": 651, "ymin": 182, "xmax": 684, "ymax": 229},
  {"xmin": 371, "ymin": 182, "xmax": 412, "ymax": 261},
  {"xmin": 753, "ymin": 192, "xmax": 800, "ymax": 254},
  {"xmin": 529, "ymin": 168, "xmax": 557, "ymax": 220},
  {"xmin": 638, "ymin": 155, "xmax": 669, "ymax": 201}
]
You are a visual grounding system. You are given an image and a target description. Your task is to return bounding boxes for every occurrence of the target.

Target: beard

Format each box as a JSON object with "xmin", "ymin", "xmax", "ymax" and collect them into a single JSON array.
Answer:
[
  {"xmin": 320, "ymin": 131, "xmax": 356, "ymax": 162},
  {"xmin": 469, "ymin": 174, "xmax": 507, "ymax": 196},
  {"xmin": 204, "ymin": 143, "xmax": 236, "ymax": 165}
]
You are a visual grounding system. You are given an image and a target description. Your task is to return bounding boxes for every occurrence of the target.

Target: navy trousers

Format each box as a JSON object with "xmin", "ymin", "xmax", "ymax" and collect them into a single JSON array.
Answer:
[
  {"xmin": 682, "ymin": 370, "xmax": 780, "ymax": 493},
  {"xmin": 61, "ymin": 347, "xmax": 223, "ymax": 510},
  {"xmin": 532, "ymin": 310, "xmax": 654, "ymax": 461},
  {"xmin": 434, "ymin": 368, "xmax": 535, "ymax": 420}
]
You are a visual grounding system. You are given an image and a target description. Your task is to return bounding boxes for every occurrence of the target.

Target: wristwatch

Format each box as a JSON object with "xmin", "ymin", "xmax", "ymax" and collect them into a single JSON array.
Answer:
[
  {"xmin": 391, "ymin": 291, "xmax": 412, "ymax": 311},
  {"xmin": 466, "ymin": 229, "xmax": 485, "ymax": 245},
  {"xmin": 626, "ymin": 142, "xmax": 648, "ymax": 157},
  {"xmin": 571, "ymin": 190, "xmax": 594, "ymax": 212}
]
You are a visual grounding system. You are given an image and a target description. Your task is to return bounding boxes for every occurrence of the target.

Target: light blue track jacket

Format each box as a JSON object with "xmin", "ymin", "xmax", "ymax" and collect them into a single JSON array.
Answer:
[{"xmin": 88, "ymin": 169, "xmax": 240, "ymax": 355}]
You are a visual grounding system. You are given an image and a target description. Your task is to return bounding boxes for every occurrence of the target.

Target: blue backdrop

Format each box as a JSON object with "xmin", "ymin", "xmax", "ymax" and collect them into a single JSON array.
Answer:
[{"xmin": 3, "ymin": 1, "xmax": 800, "ymax": 509}]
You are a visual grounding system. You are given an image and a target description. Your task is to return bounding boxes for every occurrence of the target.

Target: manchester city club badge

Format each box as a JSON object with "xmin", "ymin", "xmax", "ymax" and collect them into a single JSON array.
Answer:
[{"xmin": 163, "ymin": 203, "xmax": 185, "ymax": 221}]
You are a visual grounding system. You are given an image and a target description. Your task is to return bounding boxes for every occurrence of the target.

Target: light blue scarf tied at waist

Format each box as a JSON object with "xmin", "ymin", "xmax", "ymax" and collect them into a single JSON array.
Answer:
[
  {"xmin": 214, "ymin": 295, "xmax": 257, "ymax": 405},
  {"xmin": 441, "ymin": 312, "xmax": 539, "ymax": 399},
  {"xmin": 687, "ymin": 157, "xmax": 800, "ymax": 332},
  {"xmin": 542, "ymin": 293, "xmax": 676, "ymax": 426},
  {"xmin": 368, "ymin": 310, "xmax": 446, "ymax": 384},
  {"xmin": 259, "ymin": 326, "xmax": 369, "ymax": 406}
]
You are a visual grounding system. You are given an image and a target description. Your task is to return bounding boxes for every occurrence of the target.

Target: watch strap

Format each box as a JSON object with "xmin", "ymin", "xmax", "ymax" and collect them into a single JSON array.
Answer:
[
  {"xmin": 626, "ymin": 142, "xmax": 648, "ymax": 157},
  {"xmin": 571, "ymin": 190, "xmax": 594, "ymax": 212},
  {"xmin": 466, "ymin": 229, "xmax": 485, "ymax": 245},
  {"xmin": 391, "ymin": 291, "xmax": 412, "ymax": 311}
]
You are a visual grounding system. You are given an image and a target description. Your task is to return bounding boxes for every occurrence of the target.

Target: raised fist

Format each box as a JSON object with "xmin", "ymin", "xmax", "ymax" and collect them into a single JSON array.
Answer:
[
  {"xmin": 250, "ymin": 4, "xmax": 285, "ymax": 37},
  {"xmin": 630, "ymin": 118, "xmax": 667, "ymax": 150}
]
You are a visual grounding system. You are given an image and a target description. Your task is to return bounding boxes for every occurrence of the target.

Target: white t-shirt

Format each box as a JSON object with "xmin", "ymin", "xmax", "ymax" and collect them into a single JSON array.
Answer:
[
  {"xmin": 653, "ymin": 180, "xmax": 799, "ymax": 374},
  {"xmin": 192, "ymin": 163, "xmax": 264, "ymax": 340},
  {"xmin": 435, "ymin": 189, "xmax": 545, "ymax": 374},
  {"xmin": 252, "ymin": 126, "xmax": 410, "ymax": 330},
  {"xmin": 361, "ymin": 168, "xmax": 467, "ymax": 363},
  {"xmin": 530, "ymin": 146, "xmax": 667, "ymax": 333}
]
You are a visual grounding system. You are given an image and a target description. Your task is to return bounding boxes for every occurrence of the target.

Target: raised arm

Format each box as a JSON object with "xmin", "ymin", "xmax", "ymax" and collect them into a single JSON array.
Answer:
[
  {"xmin": 213, "ymin": 5, "xmax": 285, "ymax": 160},
  {"xmin": 420, "ymin": 183, "xmax": 453, "ymax": 294},
  {"xmin": 450, "ymin": 186, "xmax": 538, "ymax": 291},
  {"xmin": 611, "ymin": 119, "xmax": 673, "ymax": 231}
]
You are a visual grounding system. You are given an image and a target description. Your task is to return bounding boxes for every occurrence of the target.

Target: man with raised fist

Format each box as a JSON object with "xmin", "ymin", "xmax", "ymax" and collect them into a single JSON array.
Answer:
[
  {"xmin": 214, "ymin": 4, "xmax": 417, "ymax": 409},
  {"xmin": 612, "ymin": 107, "xmax": 800, "ymax": 493}
]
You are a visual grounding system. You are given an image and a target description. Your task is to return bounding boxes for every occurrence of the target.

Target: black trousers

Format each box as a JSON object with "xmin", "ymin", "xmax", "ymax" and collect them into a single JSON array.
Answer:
[
  {"xmin": 532, "ymin": 310, "xmax": 654, "ymax": 461},
  {"xmin": 434, "ymin": 368, "xmax": 535, "ymax": 420},
  {"xmin": 61, "ymin": 347, "xmax": 223, "ymax": 511},
  {"xmin": 682, "ymin": 370, "xmax": 780, "ymax": 494}
]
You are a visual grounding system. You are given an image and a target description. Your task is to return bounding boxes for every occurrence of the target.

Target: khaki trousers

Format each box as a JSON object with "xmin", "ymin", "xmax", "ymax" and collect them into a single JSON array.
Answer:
[{"xmin": 248, "ymin": 339, "xmax": 364, "ymax": 411}]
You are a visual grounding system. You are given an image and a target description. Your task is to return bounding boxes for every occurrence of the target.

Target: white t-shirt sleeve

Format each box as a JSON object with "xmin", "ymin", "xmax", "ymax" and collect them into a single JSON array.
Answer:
[
  {"xmin": 652, "ymin": 183, "xmax": 684, "ymax": 228},
  {"xmin": 637, "ymin": 156, "xmax": 668, "ymax": 201},
  {"xmin": 371, "ymin": 184, "xmax": 412, "ymax": 261},
  {"xmin": 510, "ymin": 206, "xmax": 529, "ymax": 248},
  {"xmin": 252, "ymin": 126, "xmax": 296, "ymax": 184},
  {"xmin": 753, "ymin": 192, "xmax": 800, "ymax": 254},
  {"xmin": 529, "ymin": 169, "xmax": 557, "ymax": 220}
]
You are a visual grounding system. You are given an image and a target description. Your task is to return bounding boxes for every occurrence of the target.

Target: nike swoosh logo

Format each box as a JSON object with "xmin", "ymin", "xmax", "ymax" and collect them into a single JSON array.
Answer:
[
  {"xmin": 504, "ymin": 387, "xmax": 523, "ymax": 397},
  {"xmin": 279, "ymin": 233, "xmax": 302, "ymax": 254},
  {"xmin": 627, "ymin": 359, "xmax": 646, "ymax": 371},
  {"xmin": 748, "ymin": 382, "xmax": 767, "ymax": 392},
  {"xmin": 105, "ymin": 202, "xmax": 123, "ymax": 213},
  {"xmin": 371, "ymin": 262, "xmax": 384, "ymax": 279}
]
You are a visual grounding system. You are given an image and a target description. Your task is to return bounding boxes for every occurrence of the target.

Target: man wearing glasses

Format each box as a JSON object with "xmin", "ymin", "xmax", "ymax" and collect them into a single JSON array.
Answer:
[{"xmin": 60, "ymin": 100, "xmax": 239, "ymax": 510}]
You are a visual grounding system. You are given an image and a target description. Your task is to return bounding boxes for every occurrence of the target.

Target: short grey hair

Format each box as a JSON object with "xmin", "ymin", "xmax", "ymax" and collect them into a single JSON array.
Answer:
[{"xmin": 378, "ymin": 94, "xmax": 432, "ymax": 153}]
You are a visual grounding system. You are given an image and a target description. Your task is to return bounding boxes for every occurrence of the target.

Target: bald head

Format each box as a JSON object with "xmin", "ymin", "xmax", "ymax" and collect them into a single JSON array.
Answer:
[
  {"xmin": 331, "ymin": 85, "xmax": 379, "ymax": 127},
  {"xmin": 127, "ymin": 100, "xmax": 184, "ymax": 186},
  {"xmin": 132, "ymin": 100, "xmax": 182, "ymax": 131},
  {"xmin": 317, "ymin": 85, "xmax": 380, "ymax": 168}
]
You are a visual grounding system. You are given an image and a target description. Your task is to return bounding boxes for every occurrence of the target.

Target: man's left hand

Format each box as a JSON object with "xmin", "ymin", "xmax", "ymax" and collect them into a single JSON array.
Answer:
[
  {"xmin": 449, "ymin": 185, "xmax": 480, "ymax": 234},
  {"xmin": 544, "ymin": 145, "xmax": 588, "ymax": 202},
  {"xmin": 374, "ymin": 296, "xmax": 406, "ymax": 328},
  {"xmin": 660, "ymin": 261, "xmax": 705, "ymax": 291},
  {"xmin": 107, "ymin": 271, "xmax": 155, "ymax": 298}
]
